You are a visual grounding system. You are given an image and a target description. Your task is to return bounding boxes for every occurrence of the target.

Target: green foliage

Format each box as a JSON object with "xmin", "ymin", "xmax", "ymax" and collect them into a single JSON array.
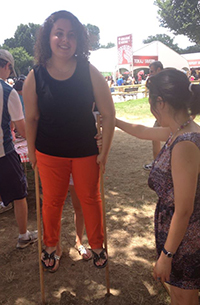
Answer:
[
  {"xmin": 85, "ymin": 24, "xmax": 115, "ymax": 50},
  {"xmin": 1, "ymin": 20, "xmax": 114, "ymax": 75},
  {"xmin": 154, "ymin": 0, "xmax": 200, "ymax": 44},
  {"xmin": 4, "ymin": 23, "xmax": 40, "ymax": 56},
  {"xmin": 143, "ymin": 34, "xmax": 181, "ymax": 53},
  {"xmin": 85, "ymin": 24, "xmax": 100, "ymax": 50},
  {"xmin": 9, "ymin": 47, "xmax": 34, "ymax": 76},
  {"xmin": 3, "ymin": 37, "xmax": 16, "ymax": 49},
  {"xmin": 180, "ymin": 44, "xmax": 200, "ymax": 54},
  {"xmin": 100, "ymin": 42, "xmax": 115, "ymax": 49}
]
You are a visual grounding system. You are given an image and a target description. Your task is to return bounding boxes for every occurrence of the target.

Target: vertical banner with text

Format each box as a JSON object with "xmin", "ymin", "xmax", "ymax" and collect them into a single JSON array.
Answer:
[{"xmin": 117, "ymin": 34, "xmax": 133, "ymax": 65}]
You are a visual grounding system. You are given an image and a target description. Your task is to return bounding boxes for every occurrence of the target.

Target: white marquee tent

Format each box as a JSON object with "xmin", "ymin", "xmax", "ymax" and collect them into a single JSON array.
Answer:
[
  {"xmin": 89, "ymin": 47, "xmax": 118, "ymax": 74},
  {"xmin": 89, "ymin": 41, "xmax": 190, "ymax": 74},
  {"xmin": 182, "ymin": 53, "xmax": 200, "ymax": 68}
]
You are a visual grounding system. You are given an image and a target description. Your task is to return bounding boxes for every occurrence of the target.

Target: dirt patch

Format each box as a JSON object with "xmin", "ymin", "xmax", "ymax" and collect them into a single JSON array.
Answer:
[{"xmin": 0, "ymin": 127, "xmax": 170, "ymax": 305}]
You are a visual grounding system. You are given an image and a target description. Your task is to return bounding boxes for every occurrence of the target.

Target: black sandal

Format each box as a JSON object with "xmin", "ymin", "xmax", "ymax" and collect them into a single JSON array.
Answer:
[
  {"xmin": 41, "ymin": 249, "xmax": 56, "ymax": 270},
  {"xmin": 91, "ymin": 249, "xmax": 108, "ymax": 269}
]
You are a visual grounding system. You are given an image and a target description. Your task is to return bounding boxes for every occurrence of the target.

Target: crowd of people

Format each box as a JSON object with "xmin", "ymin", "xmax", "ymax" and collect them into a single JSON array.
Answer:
[
  {"xmin": 189, "ymin": 68, "xmax": 200, "ymax": 82},
  {"xmin": 105, "ymin": 65, "xmax": 200, "ymax": 92},
  {"xmin": 1, "ymin": 9, "xmax": 200, "ymax": 305},
  {"xmin": 105, "ymin": 71, "xmax": 148, "ymax": 89}
]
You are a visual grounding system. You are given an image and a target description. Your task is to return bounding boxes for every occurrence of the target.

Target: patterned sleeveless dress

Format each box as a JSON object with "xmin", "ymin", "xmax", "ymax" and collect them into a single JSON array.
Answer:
[{"xmin": 148, "ymin": 132, "xmax": 200, "ymax": 289}]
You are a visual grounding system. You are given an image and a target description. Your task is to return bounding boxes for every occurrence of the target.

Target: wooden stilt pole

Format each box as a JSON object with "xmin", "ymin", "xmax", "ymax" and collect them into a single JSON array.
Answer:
[
  {"xmin": 35, "ymin": 166, "xmax": 45, "ymax": 304},
  {"xmin": 96, "ymin": 114, "xmax": 110, "ymax": 296},
  {"xmin": 163, "ymin": 282, "xmax": 170, "ymax": 295}
]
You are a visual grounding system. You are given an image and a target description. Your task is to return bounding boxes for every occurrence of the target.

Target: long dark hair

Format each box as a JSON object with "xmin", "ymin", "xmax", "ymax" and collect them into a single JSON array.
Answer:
[
  {"xmin": 34, "ymin": 10, "xmax": 90, "ymax": 66},
  {"xmin": 146, "ymin": 68, "xmax": 200, "ymax": 116}
]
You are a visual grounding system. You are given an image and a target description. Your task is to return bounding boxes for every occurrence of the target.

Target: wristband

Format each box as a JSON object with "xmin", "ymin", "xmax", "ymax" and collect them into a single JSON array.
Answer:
[{"xmin": 162, "ymin": 247, "xmax": 174, "ymax": 258}]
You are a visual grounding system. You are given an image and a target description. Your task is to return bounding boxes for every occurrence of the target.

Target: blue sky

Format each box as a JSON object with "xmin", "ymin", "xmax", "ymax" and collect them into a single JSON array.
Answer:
[{"xmin": 1, "ymin": 0, "xmax": 193, "ymax": 50}]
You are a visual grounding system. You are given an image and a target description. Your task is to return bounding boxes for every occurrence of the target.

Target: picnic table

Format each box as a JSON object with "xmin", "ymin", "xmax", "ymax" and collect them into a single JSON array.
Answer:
[
  {"xmin": 14, "ymin": 138, "xmax": 29, "ymax": 163},
  {"xmin": 111, "ymin": 84, "xmax": 148, "ymax": 102}
]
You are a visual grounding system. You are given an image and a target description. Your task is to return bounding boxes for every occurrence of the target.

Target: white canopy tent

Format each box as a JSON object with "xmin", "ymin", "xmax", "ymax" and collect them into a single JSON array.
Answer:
[
  {"xmin": 89, "ymin": 48, "xmax": 118, "ymax": 75},
  {"xmin": 89, "ymin": 41, "xmax": 190, "ymax": 74},
  {"xmin": 133, "ymin": 41, "xmax": 189, "ymax": 71},
  {"xmin": 181, "ymin": 53, "xmax": 200, "ymax": 68}
]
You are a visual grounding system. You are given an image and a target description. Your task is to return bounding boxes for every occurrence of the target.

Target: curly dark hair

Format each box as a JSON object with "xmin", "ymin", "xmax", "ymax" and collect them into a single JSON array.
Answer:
[
  {"xmin": 34, "ymin": 10, "xmax": 90, "ymax": 66},
  {"xmin": 146, "ymin": 68, "xmax": 200, "ymax": 116}
]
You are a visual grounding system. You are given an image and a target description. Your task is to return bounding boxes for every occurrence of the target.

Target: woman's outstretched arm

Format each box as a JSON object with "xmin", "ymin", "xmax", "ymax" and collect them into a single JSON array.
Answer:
[{"xmin": 115, "ymin": 118, "xmax": 170, "ymax": 142}]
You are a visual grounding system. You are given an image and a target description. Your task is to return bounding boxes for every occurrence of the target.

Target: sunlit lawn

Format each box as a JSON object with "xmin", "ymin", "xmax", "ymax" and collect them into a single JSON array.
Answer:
[
  {"xmin": 114, "ymin": 97, "xmax": 200, "ymax": 124},
  {"xmin": 114, "ymin": 97, "xmax": 152, "ymax": 121}
]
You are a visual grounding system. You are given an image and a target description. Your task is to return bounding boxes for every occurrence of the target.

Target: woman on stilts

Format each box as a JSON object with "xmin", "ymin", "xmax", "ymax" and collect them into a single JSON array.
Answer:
[{"xmin": 23, "ymin": 10, "xmax": 115, "ymax": 272}]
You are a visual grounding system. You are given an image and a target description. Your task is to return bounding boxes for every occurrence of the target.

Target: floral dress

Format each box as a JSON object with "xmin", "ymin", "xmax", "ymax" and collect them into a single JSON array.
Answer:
[{"xmin": 148, "ymin": 133, "xmax": 200, "ymax": 289}]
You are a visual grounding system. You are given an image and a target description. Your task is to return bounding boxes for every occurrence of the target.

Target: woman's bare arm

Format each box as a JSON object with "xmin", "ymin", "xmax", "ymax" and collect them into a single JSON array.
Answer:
[
  {"xmin": 116, "ymin": 118, "xmax": 170, "ymax": 142},
  {"xmin": 23, "ymin": 70, "xmax": 40, "ymax": 167}
]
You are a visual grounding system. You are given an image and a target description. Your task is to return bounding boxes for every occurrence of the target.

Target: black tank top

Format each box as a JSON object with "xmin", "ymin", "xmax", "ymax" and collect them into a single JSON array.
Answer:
[{"xmin": 34, "ymin": 60, "xmax": 98, "ymax": 158}]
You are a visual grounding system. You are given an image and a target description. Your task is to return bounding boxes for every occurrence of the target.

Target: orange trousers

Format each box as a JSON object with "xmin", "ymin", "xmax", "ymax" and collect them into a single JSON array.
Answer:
[{"xmin": 36, "ymin": 150, "xmax": 104, "ymax": 249}]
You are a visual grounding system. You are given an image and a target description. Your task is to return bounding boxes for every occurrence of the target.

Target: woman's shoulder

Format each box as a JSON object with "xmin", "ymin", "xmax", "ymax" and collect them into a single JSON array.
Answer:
[
  {"xmin": 32, "ymin": 64, "xmax": 48, "ymax": 84},
  {"xmin": 33, "ymin": 64, "xmax": 45, "ymax": 74},
  {"xmin": 172, "ymin": 132, "xmax": 200, "ymax": 150}
]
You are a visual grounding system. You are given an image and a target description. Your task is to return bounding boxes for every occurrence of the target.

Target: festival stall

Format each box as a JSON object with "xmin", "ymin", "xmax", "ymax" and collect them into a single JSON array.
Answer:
[
  {"xmin": 132, "ymin": 41, "xmax": 189, "ymax": 71},
  {"xmin": 89, "ymin": 41, "xmax": 190, "ymax": 75},
  {"xmin": 182, "ymin": 53, "xmax": 200, "ymax": 69}
]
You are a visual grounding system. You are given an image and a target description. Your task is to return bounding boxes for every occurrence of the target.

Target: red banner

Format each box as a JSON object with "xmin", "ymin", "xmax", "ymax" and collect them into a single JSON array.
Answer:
[
  {"xmin": 188, "ymin": 59, "xmax": 200, "ymax": 68},
  {"xmin": 133, "ymin": 55, "xmax": 158, "ymax": 67},
  {"xmin": 117, "ymin": 34, "xmax": 132, "ymax": 65}
]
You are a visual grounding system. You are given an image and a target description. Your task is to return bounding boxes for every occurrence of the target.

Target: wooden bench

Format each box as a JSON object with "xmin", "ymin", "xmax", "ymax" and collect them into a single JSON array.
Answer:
[
  {"xmin": 111, "ymin": 89, "xmax": 147, "ymax": 102},
  {"xmin": 111, "ymin": 84, "xmax": 148, "ymax": 99}
]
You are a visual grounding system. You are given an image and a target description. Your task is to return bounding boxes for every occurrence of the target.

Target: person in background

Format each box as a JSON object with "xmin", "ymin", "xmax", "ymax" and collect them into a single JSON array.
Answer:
[
  {"xmin": 117, "ymin": 74, "xmax": 124, "ymax": 86},
  {"xmin": 1, "ymin": 78, "xmax": 25, "ymax": 213},
  {"xmin": 126, "ymin": 74, "xmax": 133, "ymax": 85},
  {"xmin": 107, "ymin": 76, "xmax": 112, "ymax": 88},
  {"xmin": 110, "ymin": 79, "xmax": 115, "ymax": 93},
  {"xmin": 190, "ymin": 68, "xmax": 197, "ymax": 80},
  {"xmin": 143, "ymin": 61, "xmax": 163, "ymax": 171},
  {"xmin": 18, "ymin": 74, "xmax": 26, "ymax": 82},
  {"xmin": 116, "ymin": 68, "xmax": 200, "ymax": 305},
  {"xmin": 0, "ymin": 49, "xmax": 38, "ymax": 247},
  {"xmin": 23, "ymin": 10, "xmax": 115, "ymax": 272},
  {"xmin": 70, "ymin": 182, "xmax": 92, "ymax": 260},
  {"xmin": 11, "ymin": 77, "xmax": 26, "ymax": 140},
  {"xmin": 0, "ymin": 196, "xmax": 13, "ymax": 213},
  {"xmin": 13, "ymin": 79, "xmax": 25, "ymax": 115},
  {"xmin": 6, "ymin": 78, "xmax": 14, "ymax": 86}
]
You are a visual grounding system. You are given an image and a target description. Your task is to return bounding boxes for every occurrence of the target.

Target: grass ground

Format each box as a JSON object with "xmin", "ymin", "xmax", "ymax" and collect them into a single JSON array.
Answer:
[{"xmin": 114, "ymin": 97, "xmax": 200, "ymax": 124}]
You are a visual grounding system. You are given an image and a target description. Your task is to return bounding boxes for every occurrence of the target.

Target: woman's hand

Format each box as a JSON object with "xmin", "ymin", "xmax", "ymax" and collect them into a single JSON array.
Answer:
[
  {"xmin": 28, "ymin": 151, "xmax": 37, "ymax": 169},
  {"xmin": 94, "ymin": 133, "xmax": 102, "ymax": 149},
  {"xmin": 153, "ymin": 254, "xmax": 172, "ymax": 283},
  {"xmin": 95, "ymin": 133, "xmax": 106, "ymax": 172},
  {"xmin": 96, "ymin": 153, "xmax": 107, "ymax": 174}
]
